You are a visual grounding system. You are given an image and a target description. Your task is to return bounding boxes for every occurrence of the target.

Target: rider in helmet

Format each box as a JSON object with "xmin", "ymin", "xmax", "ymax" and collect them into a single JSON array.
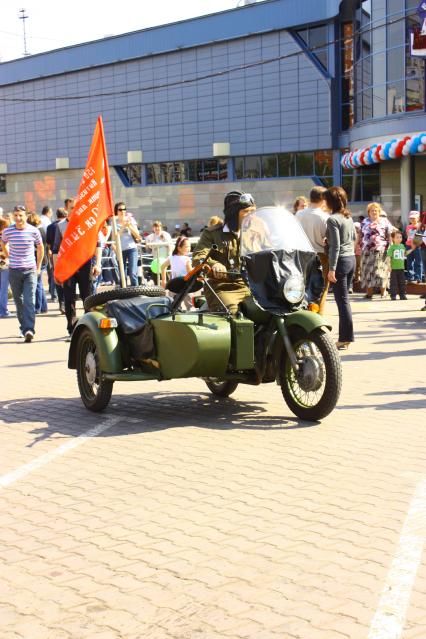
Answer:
[{"xmin": 192, "ymin": 191, "xmax": 255, "ymax": 315}]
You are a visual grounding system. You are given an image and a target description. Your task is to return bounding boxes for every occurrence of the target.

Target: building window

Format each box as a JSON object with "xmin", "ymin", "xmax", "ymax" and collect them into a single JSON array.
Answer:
[
  {"xmin": 0, "ymin": 175, "xmax": 5, "ymax": 193},
  {"xmin": 145, "ymin": 158, "xmax": 228, "ymax": 184},
  {"xmin": 278, "ymin": 153, "xmax": 296, "ymax": 177},
  {"xmin": 116, "ymin": 164, "xmax": 142, "ymax": 186},
  {"xmin": 295, "ymin": 24, "xmax": 329, "ymax": 69},
  {"xmin": 342, "ymin": 164, "xmax": 380, "ymax": 202},
  {"xmin": 353, "ymin": 0, "xmax": 425, "ymax": 122},
  {"xmin": 261, "ymin": 155, "xmax": 278, "ymax": 178},
  {"xmin": 341, "ymin": 22, "xmax": 354, "ymax": 130},
  {"xmin": 143, "ymin": 152, "xmax": 333, "ymax": 186},
  {"xmin": 236, "ymin": 151, "xmax": 333, "ymax": 183},
  {"xmin": 295, "ymin": 152, "xmax": 314, "ymax": 176}
]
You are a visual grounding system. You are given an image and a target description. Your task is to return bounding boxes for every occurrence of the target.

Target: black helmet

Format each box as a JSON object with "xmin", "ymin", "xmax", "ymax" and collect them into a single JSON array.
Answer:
[{"xmin": 223, "ymin": 191, "xmax": 255, "ymax": 232}]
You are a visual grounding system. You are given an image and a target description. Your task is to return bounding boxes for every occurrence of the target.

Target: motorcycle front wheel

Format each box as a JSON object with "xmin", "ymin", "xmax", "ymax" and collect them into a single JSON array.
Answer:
[
  {"xmin": 280, "ymin": 329, "xmax": 342, "ymax": 421},
  {"xmin": 203, "ymin": 378, "xmax": 239, "ymax": 397}
]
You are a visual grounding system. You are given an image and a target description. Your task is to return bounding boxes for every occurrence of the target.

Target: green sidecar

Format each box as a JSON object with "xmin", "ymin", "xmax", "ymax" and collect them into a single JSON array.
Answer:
[{"xmin": 69, "ymin": 207, "xmax": 342, "ymax": 421}]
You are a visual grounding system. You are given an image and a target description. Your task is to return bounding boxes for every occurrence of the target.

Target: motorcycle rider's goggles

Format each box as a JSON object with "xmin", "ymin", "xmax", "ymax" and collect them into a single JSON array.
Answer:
[{"xmin": 239, "ymin": 193, "xmax": 254, "ymax": 207}]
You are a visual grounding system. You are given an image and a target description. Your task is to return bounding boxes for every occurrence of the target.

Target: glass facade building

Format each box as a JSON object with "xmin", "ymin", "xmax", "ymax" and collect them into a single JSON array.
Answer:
[
  {"xmin": 353, "ymin": 0, "xmax": 424, "ymax": 122},
  {"xmin": 0, "ymin": 0, "xmax": 425, "ymax": 226}
]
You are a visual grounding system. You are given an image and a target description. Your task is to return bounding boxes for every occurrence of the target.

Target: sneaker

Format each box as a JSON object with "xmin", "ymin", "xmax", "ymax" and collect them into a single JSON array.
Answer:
[
  {"xmin": 65, "ymin": 335, "xmax": 72, "ymax": 342},
  {"xmin": 59, "ymin": 303, "xmax": 65, "ymax": 314},
  {"xmin": 348, "ymin": 288, "xmax": 354, "ymax": 294},
  {"xmin": 19, "ymin": 331, "xmax": 24, "ymax": 338},
  {"xmin": 400, "ymin": 296, "xmax": 407, "ymax": 300},
  {"xmin": 24, "ymin": 330, "xmax": 34, "ymax": 343}
]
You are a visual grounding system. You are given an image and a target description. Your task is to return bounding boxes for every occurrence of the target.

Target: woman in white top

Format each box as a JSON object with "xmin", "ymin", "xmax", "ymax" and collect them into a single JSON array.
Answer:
[
  {"xmin": 114, "ymin": 202, "xmax": 141, "ymax": 286},
  {"xmin": 161, "ymin": 236, "xmax": 192, "ymax": 309},
  {"xmin": 161, "ymin": 236, "xmax": 192, "ymax": 284}
]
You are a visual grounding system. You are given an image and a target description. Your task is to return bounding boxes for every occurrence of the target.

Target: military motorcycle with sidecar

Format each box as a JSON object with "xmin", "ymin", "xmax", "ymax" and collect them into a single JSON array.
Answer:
[{"xmin": 68, "ymin": 206, "xmax": 342, "ymax": 420}]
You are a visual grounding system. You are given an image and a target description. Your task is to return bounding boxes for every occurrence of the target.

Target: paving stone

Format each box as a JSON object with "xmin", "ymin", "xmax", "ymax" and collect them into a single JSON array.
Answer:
[{"xmin": 0, "ymin": 295, "xmax": 425, "ymax": 637}]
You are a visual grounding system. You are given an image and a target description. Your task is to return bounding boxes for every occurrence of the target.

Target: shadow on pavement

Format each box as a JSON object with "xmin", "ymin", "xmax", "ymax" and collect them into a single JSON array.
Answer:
[
  {"xmin": 367, "ymin": 387, "xmax": 426, "ymax": 396},
  {"xmin": 339, "ymin": 348, "xmax": 426, "ymax": 362},
  {"xmin": 0, "ymin": 391, "xmax": 316, "ymax": 448},
  {"xmin": 6, "ymin": 360, "xmax": 63, "ymax": 368},
  {"xmin": 337, "ymin": 397, "xmax": 426, "ymax": 411}
]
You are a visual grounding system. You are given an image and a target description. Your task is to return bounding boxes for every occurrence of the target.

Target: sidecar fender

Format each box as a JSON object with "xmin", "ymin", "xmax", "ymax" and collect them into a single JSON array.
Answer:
[
  {"xmin": 68, "ymin": 312, "xmax": 123, "ymax": 373},
  {"xmin": 284, "ymin": 310, "xmax": 332, "ymax": 334}
]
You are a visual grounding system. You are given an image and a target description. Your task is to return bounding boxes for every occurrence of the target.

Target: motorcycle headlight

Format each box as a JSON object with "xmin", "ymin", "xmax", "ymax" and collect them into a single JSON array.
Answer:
[{"xmin": 283, "ymin": 275, "xmax": 305, "ymax": 304}]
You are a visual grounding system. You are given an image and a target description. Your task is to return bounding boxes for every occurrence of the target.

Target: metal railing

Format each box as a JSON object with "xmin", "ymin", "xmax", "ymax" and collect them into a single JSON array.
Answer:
[{"xmin": 100, "ymin": 237, "xmax": 200, "ymax": 287}]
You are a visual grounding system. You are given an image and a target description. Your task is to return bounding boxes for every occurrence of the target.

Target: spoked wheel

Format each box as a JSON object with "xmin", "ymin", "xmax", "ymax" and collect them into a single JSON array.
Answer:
[
  {"xmin": 280, "ymin": 329, "xmax": 342, "ymax": 421},
  {"xmin": 203, "ymin": 378, "xmax": 239, "ymax": 397},
  {"xmin": 84, "ymin": 285, "xmax": 165, "ymax": 312},
  {"xmin": 76, "ymin": 329, "xmax": 113, "ymax": 412}
]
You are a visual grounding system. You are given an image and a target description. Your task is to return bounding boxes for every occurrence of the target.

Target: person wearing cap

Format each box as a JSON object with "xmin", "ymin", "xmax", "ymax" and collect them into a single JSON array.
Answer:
[
  {"xmin": 405, "ymin": 211, "xmax": 422, "ymax": 283},
  {"xmin": 192, "ymin": 191, "xmax": 255, "ymax": 315},
  {"xmin": 172, "ymin": 224, "xmax": 181, "ymax": 238}
]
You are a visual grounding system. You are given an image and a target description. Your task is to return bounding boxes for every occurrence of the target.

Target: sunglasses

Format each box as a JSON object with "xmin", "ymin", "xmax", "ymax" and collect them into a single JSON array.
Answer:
[{"xmin": 117, "ymin": 207, "xmax": 127, "ymax": 211}]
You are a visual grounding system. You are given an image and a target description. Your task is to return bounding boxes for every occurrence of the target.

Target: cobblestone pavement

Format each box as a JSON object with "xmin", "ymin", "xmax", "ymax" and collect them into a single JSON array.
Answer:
[{"xmin": 0, "ymin": 293, "xmax": 425, "ymax": 639}]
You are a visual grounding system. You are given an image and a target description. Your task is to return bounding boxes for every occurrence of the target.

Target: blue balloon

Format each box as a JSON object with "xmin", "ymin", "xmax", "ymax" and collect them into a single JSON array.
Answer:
[
  {"xmin": 410, "ymin": 134, "xmax": 423, "ymax": 155},
  {"xmin": 383, "ymin": 139, "xmax": 396, "ymax": 160},
  {"xmin": 367, "ymin": 144, "xmax": 377, "ymax": 164}
]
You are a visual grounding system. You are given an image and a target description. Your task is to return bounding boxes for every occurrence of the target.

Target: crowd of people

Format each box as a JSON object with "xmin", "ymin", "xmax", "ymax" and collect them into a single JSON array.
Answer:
[
  {"xmin": 0, "ymin": 189, "xmax": 425, "ymax": 345},
  {"xmin": 0, "ymin": 199, "xmax": 201, "ymax": 341},
  {"xmin": 293, "ymin": 188, "xmax": 426, "ymax": 348}
]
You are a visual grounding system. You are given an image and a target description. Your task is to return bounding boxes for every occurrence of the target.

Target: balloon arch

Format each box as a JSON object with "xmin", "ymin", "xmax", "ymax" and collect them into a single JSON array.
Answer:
[{"xmin": 341, "ymin": 132, "xmax": 426, "ymax": 170}]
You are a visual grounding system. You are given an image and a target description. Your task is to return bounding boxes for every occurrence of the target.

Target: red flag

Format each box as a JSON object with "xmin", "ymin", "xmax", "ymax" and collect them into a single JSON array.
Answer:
[{"xmin": 54, "ymin": 116, "xmax": 114, "ymax": 283}]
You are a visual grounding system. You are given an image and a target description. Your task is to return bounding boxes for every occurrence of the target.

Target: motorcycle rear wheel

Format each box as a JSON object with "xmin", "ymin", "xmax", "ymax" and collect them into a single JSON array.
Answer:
[
  {"xmin": 280, "ymin": 328, "xmax": 342, "ymax": 421},
  {"xmin": 204, "ymin": 378, "xmax": 239, "ymax": 397}
]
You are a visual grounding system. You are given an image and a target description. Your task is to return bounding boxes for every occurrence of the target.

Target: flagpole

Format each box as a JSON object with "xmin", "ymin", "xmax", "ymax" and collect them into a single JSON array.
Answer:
[{"xmin": 111, "ymin": 214, "xmax": 127, "ymax": 288}]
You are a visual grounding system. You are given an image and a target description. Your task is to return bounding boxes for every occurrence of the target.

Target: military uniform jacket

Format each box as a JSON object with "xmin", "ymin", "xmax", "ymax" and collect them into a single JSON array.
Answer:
[{"xmin": 192, "ymin": 223, "xmax": 247, "ymax": 292}]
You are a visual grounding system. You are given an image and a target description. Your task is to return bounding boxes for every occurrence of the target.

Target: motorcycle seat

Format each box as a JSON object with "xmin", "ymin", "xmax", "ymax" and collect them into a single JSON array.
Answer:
[
  {"xmin": 239, "ymin": 297, "xmax": 270, "ymax": 325},
  {"xmin": 104, "ymin": 296, "xmax": 171, "ymax": 334}
]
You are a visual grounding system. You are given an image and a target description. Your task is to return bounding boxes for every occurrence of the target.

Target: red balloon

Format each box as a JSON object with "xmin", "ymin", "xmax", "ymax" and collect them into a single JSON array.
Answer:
[{"xmin": 395, "ymin": 136, "xmax": 410, "ymax": 158}]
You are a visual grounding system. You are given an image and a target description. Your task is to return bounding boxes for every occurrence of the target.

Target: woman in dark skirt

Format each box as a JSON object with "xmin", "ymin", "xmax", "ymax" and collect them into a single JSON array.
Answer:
[{"xmin": 324, "ymin": 187, "xmax": 356, "ymax": 351}]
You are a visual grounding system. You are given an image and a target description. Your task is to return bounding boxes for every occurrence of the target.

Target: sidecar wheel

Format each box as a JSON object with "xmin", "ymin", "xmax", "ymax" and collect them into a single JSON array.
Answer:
[
  {"xmin": 76, "ymin": 329, "xmax": 113, "ymax": 412},
  {"xmin": 204, "ymin": 378, "xmax": 239, "ymax": 397},
  {"xmin": 280, "ymin": 329, "xmax": 342, "ymax": 421}
]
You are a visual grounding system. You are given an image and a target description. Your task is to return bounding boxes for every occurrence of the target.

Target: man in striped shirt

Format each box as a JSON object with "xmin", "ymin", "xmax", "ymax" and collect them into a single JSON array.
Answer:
[{"xmin": 0, "ymin": 207, "xmax": 44, "ymax": 342}]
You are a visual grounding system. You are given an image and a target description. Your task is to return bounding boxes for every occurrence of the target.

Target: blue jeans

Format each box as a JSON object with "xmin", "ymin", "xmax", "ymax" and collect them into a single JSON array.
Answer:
[
  {"xmin": 47, "ymin": 260, "xmax": 57, "ymax": 300},
  {"xmin": 122, "ymin": 248, "xmax": 138, "ymax": 286},
  {"xmin": 406, "ymin": 246, "xmax": 423, "ymax": 282},
  {"xmin": 35, "ymin": 266, "xmax": 48, "ymax": 312},
  {"xmin": 0, "ymin": 268, "xmax": 10, "ymax": 316},
  {"xmin": 333, "ymin": 255, "xmax": 355, "ymax": 343},
  {"xmin": 9, "ymin": 268, "xmax": 37, "ymax": 334}
]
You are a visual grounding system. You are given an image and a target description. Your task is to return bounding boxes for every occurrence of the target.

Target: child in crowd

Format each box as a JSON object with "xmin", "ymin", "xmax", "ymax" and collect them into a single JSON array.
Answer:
[
  {"xmin": 405, "ymin": 211, "xmax": 422, "ymax": 282},
  {"xmin": 161, "ymin": 236, "xmax": 193, "ymax": 309},
  {"xmin": 387, "ymin": 229, "xmax": 407, "ymax": 300}
]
